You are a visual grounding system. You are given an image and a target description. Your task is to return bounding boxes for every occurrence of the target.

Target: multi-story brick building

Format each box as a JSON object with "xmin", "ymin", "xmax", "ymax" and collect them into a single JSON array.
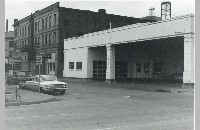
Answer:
[
  {"xmin": 5, "ymin": 31, "xmax": 14, "ymax": 73},
  {"xmin": 13, "ymin": 2, "xmax": 156, "ymax": 78}
]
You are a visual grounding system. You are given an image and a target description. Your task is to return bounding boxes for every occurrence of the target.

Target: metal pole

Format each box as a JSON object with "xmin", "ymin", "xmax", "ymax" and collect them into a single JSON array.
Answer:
[
  {"xmin": 39, "ymin": 64, "xmax": 41, "ymax": 93},
  {"xmin": 16, "ymin": 86, "xmax": 18, "ymax": 100}
]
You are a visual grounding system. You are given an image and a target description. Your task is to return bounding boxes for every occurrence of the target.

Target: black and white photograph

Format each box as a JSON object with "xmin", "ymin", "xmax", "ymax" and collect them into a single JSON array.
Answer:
[{"xmin": 4, "ymin": 0, "xmax": 195, "ymax": 130}]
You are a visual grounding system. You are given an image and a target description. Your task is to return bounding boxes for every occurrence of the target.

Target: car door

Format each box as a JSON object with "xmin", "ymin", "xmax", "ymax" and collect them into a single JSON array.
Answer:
[{"xmin": 32, "ymin": 77, "xmax": 40, "ymax": 92}]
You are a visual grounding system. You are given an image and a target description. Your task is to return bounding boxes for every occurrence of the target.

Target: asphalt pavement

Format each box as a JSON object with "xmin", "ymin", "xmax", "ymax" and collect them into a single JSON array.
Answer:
[
  {"xmin": 5, "ymin": 80, "xmax": 194, "ymax": 130},
  {"xmin": 5, "ymin": 80, "xmax": 194, "ymax": 107}
]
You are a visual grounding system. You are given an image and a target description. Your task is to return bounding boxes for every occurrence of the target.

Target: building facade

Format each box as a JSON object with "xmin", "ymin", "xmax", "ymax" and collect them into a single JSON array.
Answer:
[
  {"xmin": 5, "ymin": 31, "xmax": 14, "ymax": 73},
  {"xmin": 63, "ymin": 14, "xmax": 194, "ymax": 85},
  {"xmin": 13, "ymin": 2, "xmax": 156, "ymax": 78}
]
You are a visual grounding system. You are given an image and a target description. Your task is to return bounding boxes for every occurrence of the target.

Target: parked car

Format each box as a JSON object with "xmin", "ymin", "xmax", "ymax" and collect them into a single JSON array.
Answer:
[
  {"xmin": 7, "ymin": 71, "xmax": 33, "ymax": 87},
  {"xmin": 171, "ymin": 73, "xmax": 183, "ymax": 81},
  {"xmin": 23, "ymin": 75, "xmax": 68, "ymax": 94}
]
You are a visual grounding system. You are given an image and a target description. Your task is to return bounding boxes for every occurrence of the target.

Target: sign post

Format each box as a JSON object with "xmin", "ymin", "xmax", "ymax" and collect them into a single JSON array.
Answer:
[{"xmin": 36, "ymin": 56, "xmax": 42, "ymax": 93}]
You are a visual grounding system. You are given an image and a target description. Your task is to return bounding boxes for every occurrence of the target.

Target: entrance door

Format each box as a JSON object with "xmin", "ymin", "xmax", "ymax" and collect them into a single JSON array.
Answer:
[
  {"xmin": 115, "ymin": 61, "xmax": 128, "ymax": 79},
  {"xmin": 136, "ymin": 63, "xmax": 143, "ymax": 78},
  {"xmin": 93, "ymin": 61, "xmax": 106, "ymax": 79}
]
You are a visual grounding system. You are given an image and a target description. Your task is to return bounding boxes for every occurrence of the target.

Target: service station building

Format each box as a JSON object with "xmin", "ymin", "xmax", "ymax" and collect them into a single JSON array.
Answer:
[{"xmin": 63, "ymin": 14, "xmax": 194, "ymax": 85}]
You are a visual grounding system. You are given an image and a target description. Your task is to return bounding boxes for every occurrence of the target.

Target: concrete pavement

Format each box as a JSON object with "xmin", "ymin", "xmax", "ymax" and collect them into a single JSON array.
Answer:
[{"xmin": 5, "ymin": 85, "xmax": 56, "ymax": 107}]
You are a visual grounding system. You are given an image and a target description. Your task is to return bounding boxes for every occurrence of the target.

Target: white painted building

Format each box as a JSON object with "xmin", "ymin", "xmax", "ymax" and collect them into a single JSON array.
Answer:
[{"xmin": 63, "ymin": 14, "xmax": 194, "ymax": 85}]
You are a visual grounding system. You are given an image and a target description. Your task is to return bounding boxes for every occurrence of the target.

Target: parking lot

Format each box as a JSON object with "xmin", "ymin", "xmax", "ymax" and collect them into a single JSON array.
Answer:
[{"xmin": 5, "ymin": 81, "xmax": 194, "ymax": 130}]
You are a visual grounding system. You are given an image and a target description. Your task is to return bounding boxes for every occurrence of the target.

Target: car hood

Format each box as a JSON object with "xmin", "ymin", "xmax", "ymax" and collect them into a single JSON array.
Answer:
[{"xmin": 40, "ymin": 81, "xmax": 67, "ymax": 85}]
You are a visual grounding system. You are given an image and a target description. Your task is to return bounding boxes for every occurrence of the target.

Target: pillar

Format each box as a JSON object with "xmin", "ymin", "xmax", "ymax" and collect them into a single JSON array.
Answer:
[
  {"xmin": 105, "ymin": 45, "xmax": 115, "ymax": 83},
  {"xmin": 183, "ymin": 33, "xmax": 194, "ymax": 86}
]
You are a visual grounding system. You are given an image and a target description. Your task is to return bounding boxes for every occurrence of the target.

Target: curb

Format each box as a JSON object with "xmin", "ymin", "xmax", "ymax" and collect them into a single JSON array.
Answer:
[{"xmin": 5, "ymin": 98, "xmax": 60, "ymax": 107}]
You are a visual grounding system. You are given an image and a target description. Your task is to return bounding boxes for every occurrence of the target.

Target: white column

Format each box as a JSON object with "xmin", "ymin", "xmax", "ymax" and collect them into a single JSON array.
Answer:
[
  {"xmin": 105, "ymin": 45, "xmax": 115, "ymax": 83},
  {"xmin": 183, "ymin": 33, "xmax": 194, "ymax": 85}
]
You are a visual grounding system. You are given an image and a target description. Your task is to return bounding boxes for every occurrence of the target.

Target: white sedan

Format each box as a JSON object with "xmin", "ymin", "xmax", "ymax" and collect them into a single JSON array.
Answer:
[{"xmin": 24, "ymin": 75, "xmax": 68, "ymax": 94}]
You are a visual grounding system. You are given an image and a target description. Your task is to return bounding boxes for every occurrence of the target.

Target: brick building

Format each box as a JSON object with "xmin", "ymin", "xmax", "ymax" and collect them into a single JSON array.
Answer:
[
  {"xmin": 13, "ymin": 2, "xmax": 156, "ymax": 78},
  {"xmin": 5, "ymin": 31, "xmax": 14, "ymax": 73}
]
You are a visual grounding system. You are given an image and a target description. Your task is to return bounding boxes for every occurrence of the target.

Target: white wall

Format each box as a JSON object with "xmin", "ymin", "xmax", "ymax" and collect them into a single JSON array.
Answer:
[
  {"xmin": 63, "ymin": 48, "xmax": 88, "ymax": 78},
  {"xmin": 64, "ymin": 14, "xmax": 194, "ymax": 50}
]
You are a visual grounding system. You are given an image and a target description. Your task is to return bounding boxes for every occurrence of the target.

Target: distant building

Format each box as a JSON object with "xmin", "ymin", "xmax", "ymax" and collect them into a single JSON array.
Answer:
[
  {"xmin": 13, "ymin": 2, "xmax": 157, "ymax": 78},
  {"xmin": 5, "ymin": 31, "xmax": 14, "ymax": 73}
]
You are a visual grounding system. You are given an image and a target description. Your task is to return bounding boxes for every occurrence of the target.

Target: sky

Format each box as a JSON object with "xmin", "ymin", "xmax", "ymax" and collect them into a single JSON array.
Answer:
[{"xmin": 5, "ymin": 0, "xmax": 195, "ymax": 31}]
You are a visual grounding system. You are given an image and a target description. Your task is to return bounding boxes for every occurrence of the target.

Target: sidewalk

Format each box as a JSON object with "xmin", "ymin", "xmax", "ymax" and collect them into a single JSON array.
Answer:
[{"xmin": 5, "ymin": 85, "xmax": 56, "ymax": 107}]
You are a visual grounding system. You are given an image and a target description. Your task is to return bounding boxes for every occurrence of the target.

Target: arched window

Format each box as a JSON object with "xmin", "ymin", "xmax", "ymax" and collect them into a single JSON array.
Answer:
[
  {"xmin": 49, "ymin": 33, "xmax": 51, "ymax": 45},
  {"xmin": 38, "ymin": 20, "xmax": 40, "ymax": 31},
  {"xmin": 54, "ymin": 14, "xmax": 56, "ymax": 26},
  {"xmin": 38, "ymin": 36, "xmax": 40, "ymax": 46},
  {"xmin": 42, "ymin": 19, "xmax": 44, "ymax": 29},
  {"xmin": 45, "ymin": 34, "xmax": 47, "ymax": 45},
  {"xmin": 45, "ymin": 17, "xmax": 48, "ymax": 28},
  {"xmin": 35, "ymin": 22, "xmax": 37, "ymax": 32},
  {"xmin": 25, "ymin": 26, "xmax": 26, "ymax": 35},
  {"xmin": 49, "ymin": 16, "xmax": 52, "ymax": 27},
  {"xmin": 53, "ymin": 32, "xmax": 56, "ymax": 43},
  {"xmin": 42, "ymin": 35, "xmax": 44, "ymax": 46},
  {"xmin": 22, "ymin": 27, "xmax": 24, "ymax": 36}
]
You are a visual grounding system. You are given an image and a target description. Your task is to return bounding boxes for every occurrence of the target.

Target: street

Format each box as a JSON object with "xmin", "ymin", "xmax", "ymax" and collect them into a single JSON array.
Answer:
[{"xmin": 5, "ymin": 82, "xmax": 194, "ymax": 130}]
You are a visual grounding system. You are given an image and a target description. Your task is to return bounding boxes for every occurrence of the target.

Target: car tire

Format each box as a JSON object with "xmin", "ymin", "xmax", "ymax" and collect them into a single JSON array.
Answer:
[{"xmin": 60, "ymin": 91, "xmax": 65, "ymax": 95}]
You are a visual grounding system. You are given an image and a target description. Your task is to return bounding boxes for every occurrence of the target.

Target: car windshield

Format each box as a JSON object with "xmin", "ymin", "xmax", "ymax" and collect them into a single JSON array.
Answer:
[
  {"xmin": 15, "ymin": 71, "xmax": 32, "ymax": 77},
  {"xmin": 38, "ymin": 75, "xmax": 58, "ymax": 81}
]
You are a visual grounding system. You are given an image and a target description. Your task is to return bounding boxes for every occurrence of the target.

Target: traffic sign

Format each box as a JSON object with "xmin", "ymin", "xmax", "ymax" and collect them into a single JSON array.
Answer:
[{"xmin": 36, "ymin": 56, "xmax": 42, "ymax": 65}]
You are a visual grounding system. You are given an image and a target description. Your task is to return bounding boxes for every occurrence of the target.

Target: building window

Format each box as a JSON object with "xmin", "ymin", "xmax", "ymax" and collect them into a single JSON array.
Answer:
[
  {"xmin": 15, "ymin": 29, "xmax": 18, "ymax": 37},
  {"xmin": 45, "ymin": 17, "xmax": 48, "ymax": 28},
  {"xmin": 38, "ymin": 36, "xmax": 40, "ymax": 46},
  {"xmin": 28, "ymin": 39, "xmax": 30, "ymax": 46},
  {"xmin": 69, "ymin": 62, "xmax": 74, "ymax": 69},
  {"xmin": 24, "ymin": 40, "xmax": 26, "ymax": 47},
  {"xmin": 42, "ymin": 19, "xmax": 44, "ymax": 29},
  {"xmin": 76, "ymin": 62, "xmax": 82, "ymax": 69},
  {"xmin": 9, "ymin": 41, "xmax": 14, "ymax": 47},
  {"xmin": 136, "ymin": 63, "xmax": 141, "ymax": 72},
  {"xmin": 53, "ymin": 32, "xmax": 56, "ymax": 43},
  {"xmin": 25, "ymin": 26, "xmax": 26, "ymax": 35},
  {"xmin": 19, "ymin": 41, "xmax": 22, "ymax": 48},
  {"xmin": 45, "ymin": 34, "xmax": 47, "ymax": 45},
  {"xmin": 154, "ymin": 62, "xmax": 162, "ymax": 73},
  {"xmin": 42, "ymin": 35, "xmax": 44, "ymax": 46},
  {"xmin": 115, "ymin": 61, "xmax": 128, "ymax": 78},
  {"xmin": 49, "ymin": 15, "xmax": 52, "ymax": 27},
  {"xmin": 53, "ymin": 63, "xmax": 55, "ymax": 71},
  {"xmin": 22, "ymin": 41, "xmax": 24, "ymax": 48},
  {"xmin": 48, "ymin": 62, "xmax": 55, "ymax": 72},
  {"xmin": 144, "ymin": 63, "xmax": 149, "ymax": 73},
  {"xmin": 28, "ymin": 25, "xmax": 30, "ymax": 34},
  {"xmin": 38, "ymin": 20, "xmax": 40, "ymax": 31},
  {"xmin": 35, "ymin": 22, "xmax": 37, "ymax": 32},
  {"xmin": 49, "ymin": 33, "xmax": 51, "ymax": 45},
  {"xmin": 20, "ymin": 28, "xmax": 21, "ymax": 36},
  {"xmin": 54, "ymin": 14, "xmax": 56, "ymax": 26},
  {"xmin": 22, "ymin": 27, "xmax": 24, "ymax": 36},
  {"xmin": 25, "ymin": 56, "xmax": 27, "ymax": 62},
  {"xmin": 34, "ymin": 37, "xmax": 37, "ymax": 46}
]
